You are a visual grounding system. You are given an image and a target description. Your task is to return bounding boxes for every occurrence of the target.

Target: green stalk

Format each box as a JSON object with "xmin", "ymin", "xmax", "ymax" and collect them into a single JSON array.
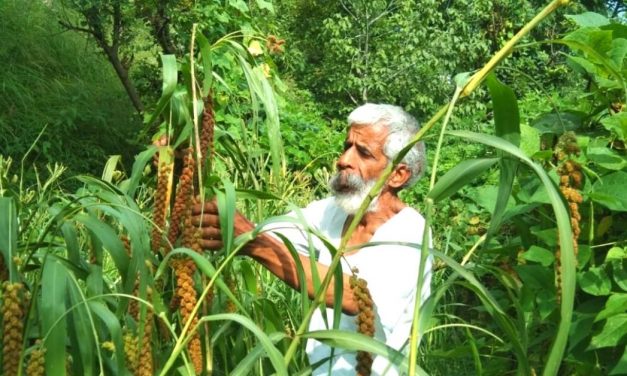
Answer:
[{"xmin": 409, "ymin": 86, "xmax": 461, "ymax": 375}]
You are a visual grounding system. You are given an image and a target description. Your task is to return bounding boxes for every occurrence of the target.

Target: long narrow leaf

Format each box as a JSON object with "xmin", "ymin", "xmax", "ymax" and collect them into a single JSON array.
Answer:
[
  {"xmin": 0, "ymin": 197, "xmax": 18, "ymax": 281},
  {"xmin": 448, "ymin": 130, "xmax": 576, "ymax": 376},
  {"xmin": 42, "ymin": 259, "xmax": 68, "ymax": 376},
  {"xmin": 198, "ymin": 313, "xmax": 288, "ymax": 376},
  {"xmin": 486, "ymin": 74, "xmax": 521, "ymax": 238},
  {"xmin": 427, "ymin": 158, "xmax": 499, "ymax": 202}
]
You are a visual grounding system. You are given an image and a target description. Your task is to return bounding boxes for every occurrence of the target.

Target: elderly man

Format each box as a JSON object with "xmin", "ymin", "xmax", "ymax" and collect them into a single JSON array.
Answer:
[{"xmin": 193, "ymin": 103, "xmax": 432, "ymax": 375}]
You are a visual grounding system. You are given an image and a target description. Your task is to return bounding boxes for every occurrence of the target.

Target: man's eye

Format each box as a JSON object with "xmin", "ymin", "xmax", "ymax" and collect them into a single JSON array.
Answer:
[{"xmin": 357, "ymin": 146, "xmax": 372, "ymax": 157}]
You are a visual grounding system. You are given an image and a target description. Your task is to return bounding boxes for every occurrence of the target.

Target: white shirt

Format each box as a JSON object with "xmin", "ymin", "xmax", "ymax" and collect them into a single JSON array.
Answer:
[{"xmin": 266, "ymin": 198, "xmax": 433, "ymax": 376}]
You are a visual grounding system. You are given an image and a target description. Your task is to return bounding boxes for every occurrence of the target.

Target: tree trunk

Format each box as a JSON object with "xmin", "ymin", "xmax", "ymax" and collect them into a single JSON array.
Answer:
[{"xmin": 102, "ymin": 45, "xmax": 144, "ymax": 114}]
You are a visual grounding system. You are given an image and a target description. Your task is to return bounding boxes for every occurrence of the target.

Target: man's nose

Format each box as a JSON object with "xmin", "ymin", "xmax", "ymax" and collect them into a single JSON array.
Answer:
[{"xmin": 336, "ymin": 148, "xmax": 353, "ymax": 170}]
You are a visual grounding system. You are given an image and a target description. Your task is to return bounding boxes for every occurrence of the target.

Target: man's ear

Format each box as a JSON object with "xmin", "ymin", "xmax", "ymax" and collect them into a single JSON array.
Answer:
[{"xmin": 388, "ymin": 164, "xmax": 411, "ymax": 190}]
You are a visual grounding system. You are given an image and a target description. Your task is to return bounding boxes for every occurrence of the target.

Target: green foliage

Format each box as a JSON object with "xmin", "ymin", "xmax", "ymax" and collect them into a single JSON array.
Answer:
[{"xmin": 0, "ymin": 0, "xmax": 139, "ymax": 179}]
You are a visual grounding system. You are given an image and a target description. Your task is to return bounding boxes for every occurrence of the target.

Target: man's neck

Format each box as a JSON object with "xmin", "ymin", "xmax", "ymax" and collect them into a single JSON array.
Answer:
[{"xmin": 343, "ymin": 191, "xmax": 405, "ymax": 249}]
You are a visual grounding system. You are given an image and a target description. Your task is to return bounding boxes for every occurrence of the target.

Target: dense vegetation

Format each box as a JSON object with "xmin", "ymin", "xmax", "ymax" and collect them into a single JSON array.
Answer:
[{"xmin": 1, "ymin": 0, "xmax": 626, "ymax": 375}]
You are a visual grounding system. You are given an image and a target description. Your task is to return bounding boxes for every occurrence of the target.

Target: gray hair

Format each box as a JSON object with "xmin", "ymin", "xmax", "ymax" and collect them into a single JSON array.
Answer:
[{"xmin": 347, "ymin": 103, "xmax": 426, "ymax": 188}]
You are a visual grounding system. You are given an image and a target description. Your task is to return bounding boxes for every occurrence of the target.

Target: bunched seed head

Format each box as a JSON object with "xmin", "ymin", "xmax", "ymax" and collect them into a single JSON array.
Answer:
[
  {"xmin": 2, "ymin": 282, "xmax": 26, "ymax": 376},
  {"xmin": 349, "ymin": 270, "xmax": 376, "ymax": 376},
  {"xmin": 554, "ymin": 132, "xmax": 583, "ymax": 303},
  {"xmin": 171, "ymin": 258, "xmax": 203, "ymax": 373},
  {"xmin": 167, "ymin": 148, "xmax": 196, "ymax": 249},
  {"xmin": 26, "ymin": 340, "xmax": 46, "ymax": 376},
  {"xmin": 123, "ymin": 331, "xmax": 139, "ymax": 375}
]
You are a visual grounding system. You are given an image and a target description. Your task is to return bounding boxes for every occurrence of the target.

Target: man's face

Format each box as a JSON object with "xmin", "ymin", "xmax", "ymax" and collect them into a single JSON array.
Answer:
[{"xmin": 329, "ymin": 124, "xmax": 389, "ymax": 213}]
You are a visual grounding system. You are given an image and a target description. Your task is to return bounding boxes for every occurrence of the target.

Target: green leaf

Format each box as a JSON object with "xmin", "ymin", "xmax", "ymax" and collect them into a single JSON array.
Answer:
[
  {"xmin": 255, "ymin": 0, "xmax": 274, "ymax": 12},
  {"xmin": 144, "ymin": 54, "xmax": 178, "ymax": 125},
  {"xmin": 123, "ymin": 146, "xmax": 158, "ymax": 198},
  {"xmin": 303, "ymin": 330, "xmax": 417, "ymax": 375},
  {"xmin": 447, "ymin": 130, "xmax": 576, "ymax": 376},
  {"xmin": 601, "ymin": 113, "xmax": 627, "ymax": 141},
  {"xmin": 531, "ymin": 111, "xmax": 586, "ymax": 134},
  {"xmin": 199, "ymin": 313, "xmax": 287, "ymax": 375},
  {"xmin": 591, "ymin": 171, "xmax": 627, "ymax": 212},
  {"xmin": 230, "ymin": 332, "xmax": 286, "ymax": 376},
  {"xmin": 196, "ymin": 32, "xmax": 213, "ymax": 96},
  {"xmin": 229, "ymin": 0, "xmax": 249, "ymax": 13},
  {"xmin": 609, "ymin": 38, "xmax": 627, "ymax": 70},
  {"xmin": 485, "ymin": 74, "xmax": 520, "ymax": 238},
  {"xmin": 579, "ymin": 266, "xmax": 612, "ymax": 296},
  {"xmin": 565, "ymin": 12, "xmax": 610, "ymax": 28},
  {"xmin": 522, "ymin": 246, "xmax": 555, "ymax": 267},
  {"xmin": 589, "ymin": 313, "xmax": 627, "ymax": 349},
  {"xmin": 42, "ymin": 258, "xmax": 68, "ymax": 376},
  {"xmin": 565, "ymin": 27, "xmax": 614, "ymax": 57},
  {"xmin": 610, "ymin": 346, "xmax": 627, "ymax": 375},
  {"xmin": 612, "ymin": 260, "xmax": 627, "ymax": 291},
  {"xmin": 596, "ymin": 294, "xmax": 627, "ymax": 322},
  {"xmin": 607, "ymin": 247, "xmax": 627, "ymax": 262},
  {"xmin": 217, "ymin": 178, "xmax": 236, "ymax": 253},
  {"xmin": 0, "ymin": 197, "xmax": 18, "ymax": 281},
  {"xmin": 486, "ymin": 74, "xmax": 520, "ymax": 146},
  {"xmin": 67, "ymin": 278, "xmax": 96, "ymax": 375},
  {"xmin": 427, "ymin": 158, "xmax": 498, "ymax": 202},
  {"xmin": 75, "ymin": 213, "xmax": 130, "ymax": 277},
  {"xmin": 587, "ymin": 143, "xmax": 627, "ymax": 170},
  {"xmin": 89, "ymin": 300, "xmax": 126, "ymax": 374}
]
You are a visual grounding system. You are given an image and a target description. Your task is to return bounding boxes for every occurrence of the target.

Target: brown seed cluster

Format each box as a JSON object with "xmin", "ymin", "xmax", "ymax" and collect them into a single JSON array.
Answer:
[
  {"xmin": 200, "ymin": 95, "xmax": 215, "ymax": 168},
  {"xmin": 555, "ymin": 132, "xmax": 583, "ymax": 303},
  {"xmin": 168, "ymin": 149, "xmax": 196, "ymax": 250},
  {"xmin": 152, "ymin": 163, "xmax": 172, "ymax": 254},
  {"xmin": 26, "ymin": 340, "xmax": 46, "ymax": 376},
  {"xmin": 2, "ymin": 282, "xmax": 26, "ymax": 376},
  {"xmin": 225, "ymin": 273, "xmax": 237, "ymax": 313},
  {"xmin": 266, "ymin": 35, "xmax": 286, "ymax": 54},
  {"xmin": 137, "ymin": 288, "xmax": 154, "ymax": 376},
  {"xmin": 172, "ymin": 258, "xmax": 203, "ymax": 374},
  {"xmin": 350, "ymin": 270, "xmax": 375, "ymax": 376}
]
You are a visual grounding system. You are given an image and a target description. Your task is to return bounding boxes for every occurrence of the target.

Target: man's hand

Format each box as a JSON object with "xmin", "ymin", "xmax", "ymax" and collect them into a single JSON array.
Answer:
[{"xmin": 191, "ymin": 200, "xmax": 223, "ymax": 250}]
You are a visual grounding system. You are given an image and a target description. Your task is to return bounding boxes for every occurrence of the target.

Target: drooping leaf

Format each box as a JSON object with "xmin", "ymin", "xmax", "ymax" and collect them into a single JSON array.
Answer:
[
  {"xmin": 427, "ymin": 158, "xmax": 499, "ymax": 202},
  {"xmin": 447, "ymin": 130, "xmax": 576, "ymax": 376},
  {"xmin": 144, "ymin": 54, "xmax": 178, "ymax": 126},
  {"xmin": 303, "ymin": 330, "xmax": 414, "ymax": 375},
  {"xmin": 199, "ymin": 313, "xmax": 288, "ymax": 375},
  {"xmin": 42, "ymin": 258, "xmax": 68, "ymax": 376}
]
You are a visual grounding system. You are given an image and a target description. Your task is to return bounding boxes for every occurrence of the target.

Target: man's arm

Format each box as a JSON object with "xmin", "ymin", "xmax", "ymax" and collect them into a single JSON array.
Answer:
[{"xmin": 192, "ymin": 201, "xmax": 359, "ymax": 315}]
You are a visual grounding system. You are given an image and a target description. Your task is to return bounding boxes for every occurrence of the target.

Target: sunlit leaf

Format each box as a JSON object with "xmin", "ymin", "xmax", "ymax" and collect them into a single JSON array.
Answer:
[{"xmin": 589, "ymin": 314, "xmax": 627, "ymax": 349}]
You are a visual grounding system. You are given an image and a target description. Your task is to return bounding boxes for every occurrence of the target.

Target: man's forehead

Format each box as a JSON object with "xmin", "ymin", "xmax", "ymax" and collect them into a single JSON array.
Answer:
[{"xmin": 347, "ymin": 123, "xmax": 388, "ymax": 138}]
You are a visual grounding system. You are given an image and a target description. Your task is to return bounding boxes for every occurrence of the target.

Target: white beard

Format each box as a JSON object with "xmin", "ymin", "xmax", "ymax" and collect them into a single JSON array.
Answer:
[{"xmin": 330, "ymin": 173, "xmax": 379, "ymax": 215}]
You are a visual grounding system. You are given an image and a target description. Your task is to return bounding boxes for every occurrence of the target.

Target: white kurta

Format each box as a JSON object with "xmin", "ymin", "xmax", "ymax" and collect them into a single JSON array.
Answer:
[{"xmin": 265, "ymin": 197, "xmax": 433, "ymax": 376}]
